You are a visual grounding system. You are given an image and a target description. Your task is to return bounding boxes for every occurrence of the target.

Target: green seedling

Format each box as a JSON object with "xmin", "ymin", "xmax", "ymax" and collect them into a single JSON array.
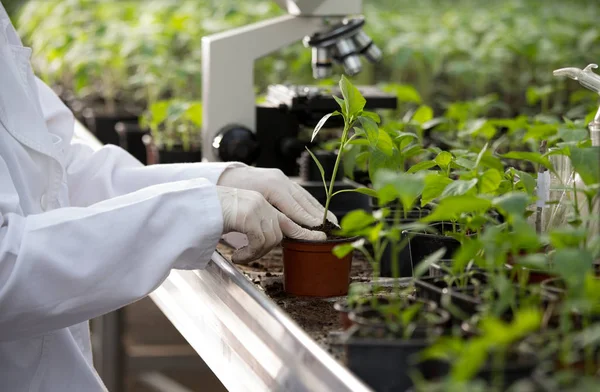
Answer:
[{"xmin": 306, "ymin": 75, "xmax": 382, "ymax": 228}]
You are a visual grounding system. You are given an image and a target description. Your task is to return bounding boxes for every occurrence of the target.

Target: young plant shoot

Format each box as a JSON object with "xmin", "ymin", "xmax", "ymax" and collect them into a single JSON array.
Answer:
[{"xmin": 306, "ymin": 75, "xmax": 380, "ymax": 229}]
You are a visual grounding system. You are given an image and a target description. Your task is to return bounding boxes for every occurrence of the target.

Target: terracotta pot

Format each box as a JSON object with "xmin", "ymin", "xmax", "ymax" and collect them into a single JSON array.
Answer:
[
  {"xmin": 282, "ymin": 237, "xmax": 353, "ymax": 297},
  {"xmin": 333, "ymin": 300, "xmax": 353, "ymax": 330}
]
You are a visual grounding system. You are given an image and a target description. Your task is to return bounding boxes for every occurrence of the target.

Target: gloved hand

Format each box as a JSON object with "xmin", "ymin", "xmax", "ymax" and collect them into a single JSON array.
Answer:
[
  {"xmin": 216, "ymin": 186, "xmax": 327, "ymax": 263},
  {"xmin": 217, "ymin": 166, "xmax": 338, "ymax": 229}
]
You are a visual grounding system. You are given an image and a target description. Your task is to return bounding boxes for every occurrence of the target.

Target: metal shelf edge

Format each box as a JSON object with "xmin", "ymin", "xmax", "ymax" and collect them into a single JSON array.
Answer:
[{"xmin": 150, "ymin": 250, "xmax": 372, "ymax": 392}]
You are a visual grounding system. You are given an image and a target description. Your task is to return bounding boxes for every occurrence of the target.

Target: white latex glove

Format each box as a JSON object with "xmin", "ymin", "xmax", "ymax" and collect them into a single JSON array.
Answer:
[
  {"xmin": 217, "ymin": 186, "xmax": 327, "ymax": 263},
  {"xmin": 218, "ymin": 166, "xmax": 338, "ymax": 228}
]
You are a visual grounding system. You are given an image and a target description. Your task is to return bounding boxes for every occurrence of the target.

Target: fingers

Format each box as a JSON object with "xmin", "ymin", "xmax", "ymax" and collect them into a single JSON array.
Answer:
[
  {"xmin": 278, "ymin": 212, "xmax": 327, "ymax": 241},
  {"xmin": 292, "ymin": 182, "xmax": 339, "ymax": 226},
  {"xmin": 267, "ymin": 189, "xmax": 322, "ymax": 228},
  {"xmin": 232, "ymin": 229, "xmax": 265, "ymax": 264}
]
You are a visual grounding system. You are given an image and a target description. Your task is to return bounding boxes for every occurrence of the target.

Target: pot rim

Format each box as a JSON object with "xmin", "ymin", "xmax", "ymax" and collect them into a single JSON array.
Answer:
[{"xmin": 282, "ymin": 235, "xmax": 360, "ymax": 245}]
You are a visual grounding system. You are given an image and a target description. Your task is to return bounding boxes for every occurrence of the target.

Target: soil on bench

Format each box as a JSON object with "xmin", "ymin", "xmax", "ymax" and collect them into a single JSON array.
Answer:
[{"xmin": 216, "ymin": 241, "xmax": 373, "ymax": 361}]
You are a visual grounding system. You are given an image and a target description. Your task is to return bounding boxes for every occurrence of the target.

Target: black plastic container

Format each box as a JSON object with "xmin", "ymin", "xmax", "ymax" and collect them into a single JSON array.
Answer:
[
  {"xmin": 346, "ymin": 333, "xmax": 448, "ymax": 392},
  {"xmin": 83, "ymin": 107, "xmax": 139, "ymax": 146},
  {"xmin": 380, "ymin": 222, "xmax": 462, "ymax": 278},
  {"xmin": 299, "ymin": 149, "xmax": 344, "ymax": 182},
  {"xmin": 142, "ymin": 135, "xmax": 202, "ymax": 164},
  {"xmin": 414, "ymin": 273, "xmax": 488, "ymax": 315},
  {"xmin": 297, "ymin": 149, "xmax": 370, "ymax": 222},
  {"xmin": 116, "ymin": 122, "xmax": 149, "ymax": 164}
]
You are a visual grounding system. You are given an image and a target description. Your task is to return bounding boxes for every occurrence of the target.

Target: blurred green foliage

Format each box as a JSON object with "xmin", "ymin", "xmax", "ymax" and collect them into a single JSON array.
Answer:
[{"xmin": 12, "ymin": 0, "xmax": 600, "ymax": 117}]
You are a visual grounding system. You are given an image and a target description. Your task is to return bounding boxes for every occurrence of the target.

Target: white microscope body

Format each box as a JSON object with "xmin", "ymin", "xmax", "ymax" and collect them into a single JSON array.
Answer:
[{"xmin": 201, "ymin": 0, "xmax": 380, "ymax": 163}]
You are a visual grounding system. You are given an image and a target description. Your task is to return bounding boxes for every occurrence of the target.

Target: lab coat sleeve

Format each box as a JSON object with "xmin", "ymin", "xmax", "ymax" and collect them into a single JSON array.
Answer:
[
  {"xmin": 34, "ymin": 77, "xmax": 245, "ymax": 207},
  {"xmin": 0, "ymin": 155, "xmax": 224, "ymax": 341}
]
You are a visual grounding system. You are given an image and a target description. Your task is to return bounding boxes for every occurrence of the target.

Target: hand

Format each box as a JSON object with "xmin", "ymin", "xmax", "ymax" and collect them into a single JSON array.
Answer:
[
  {"xmin": 216, "ymin": 186, "xmax": 327, "ymax": 263},
  {"xmin": 217, "ymin": 166, "xmax": 338, "ymax": 229}
]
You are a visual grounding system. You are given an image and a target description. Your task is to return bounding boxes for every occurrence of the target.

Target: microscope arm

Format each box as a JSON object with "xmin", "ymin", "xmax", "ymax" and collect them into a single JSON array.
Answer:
[{"xmin": 201, "ymin": 15, "xmax": 324, "ymax": 161}]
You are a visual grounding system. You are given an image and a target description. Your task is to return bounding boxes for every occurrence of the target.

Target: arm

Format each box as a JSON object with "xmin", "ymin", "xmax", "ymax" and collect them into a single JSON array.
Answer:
[
  {"xmin": 0, "ymin": 154, "xmax": 224, "ymax": 341},
  {"xmin": 34, "ymin": 77, "xmax": 244, "ymax": 206}
]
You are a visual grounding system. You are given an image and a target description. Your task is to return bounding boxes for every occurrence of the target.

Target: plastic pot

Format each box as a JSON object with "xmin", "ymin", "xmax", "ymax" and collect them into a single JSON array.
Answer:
[
  {"xmin": 82, "ymin": 107, "xmax": 139, "ymax": 146},
  {"xmin": 282, "ymin": 237, "xmax": 353, "ymax": 297},
  {"xmin": 115, "ymin": 122, "xmax": 149, "ymax": 164},
  {"xmin": 142, "ymin": 135, "xmax": 202, "ymax": 164},
  {"xmin": 345, "ymin": 310, "xmax": 449, "ymax": 392},
  {"xmin": 380, "ymin": 222, "xmax": 462, "ymax": 278},
  {"xmin": 414, "ymin": 273, "xmax": 488, "ymax": 315},
  {"xmin": 345, "ymin": 333, "xmax": 447, "ymax": 392},
  {"xmin": 333, "ymin": 300, "xmax": 353, "ymax": 330},
  {"xmin": 333, "ymin": 294, "xmax": 396, "ymax": 330}
]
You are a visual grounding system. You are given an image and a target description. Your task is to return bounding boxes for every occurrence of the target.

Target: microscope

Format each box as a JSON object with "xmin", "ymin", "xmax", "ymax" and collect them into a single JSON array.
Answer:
[
  {"xmin": 553, "ymin": 63, "xmax": 600, "ymax": 146},
  {"xmin": 201, "ymin": 0, "xmax": 397, "ymax": 178}
]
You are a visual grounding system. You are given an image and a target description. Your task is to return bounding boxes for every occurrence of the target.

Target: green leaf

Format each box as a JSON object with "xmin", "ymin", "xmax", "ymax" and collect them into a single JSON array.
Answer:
[
  {"xmin": 412, "ymin": 105, "xmax": 434, "ymax": 125},
  {"xmin": 441, "ymin": 179, "xmax": 478, "ymax": 197},
  {"xmin": 368, "ymin": 150, "xmax": 398, "ymax": 183},
  {"xmin": 340, "ymin": 210, "xmax": 376, "ymax": 232},
  {"xmin": 395, "ymin": 132, "xmax": 419, "ymax": 150},
  {"xmin": 453, "ymin": 238, "xmax": 483, "ymax": 273},
  {"xmin": 549, "ymin": 226, "xmax": 589, "ymax": 249},
  {"xmin": 373, "ymin": 170, "xmax": 425, "ymax": 213},
  {"xmin": 339, "ymin": 75, "xmax": 366, "ymax": 118},
  {"xmin": 480, "ymin": 169, "xmax": 502, "ymax": 194},
  {"xmin": 402, "ymin": 144, "xmax": 424, "ymax": 159},
  {"xmin": 332, "ymin": 238, "xmax": 366, "ymax": 258},
  {"xmin": 523, "ymin": 124, "xmax": 558, "ymax": 142},
  {"xmin": 359, "ymin": 116, "xmax": 380, "ymax": 148},
  {"xmin": 515, "ymin": 254, "xmax": 549, "ymax": 271},
  {"xmin": 558, "ymin": 126, "xmax": 589, "ymax": 143},
  {"xmin": 376, "ymin": 129, "xmax": 394, "ymax": 157},
  {"xmin": 333, "ymin": 96, "xmax": 346, "ymax": 115},
  {"xmin": 413, "ymin": 248, "xmax": 447, "ymax": 278},
  {"xmin": 479, "ymin": 154, "xmax": 505, "ymax": 172},
  {"xmin": 361, "ymin": 111, "xmax": 381, "ymax": 124},
  {"xmin": 454, "ymin": 157, "xmax": 476, "ymax": 170},
  {"xmin": 332, "ymin": 243, "xmax": 354, "ymax": 258},
  {"xmin": 423, "ymin": 196, "xmax": 492, "ymax": 222},
  {"xmin": 311, "ymin": 111, "xmax": 340, "ymax": 142},
  {"xmin": 553, "ymin": 249, "xmax": 594, "ymax": 296},
  {"xmin": 422, "ymin": 173, "xmax": 454, "ymax": 206},
  {"xmin": 514, "ymin": 170, "xmax": 536, "ymax": 195},
  {"xmin": 407, "ymin": 160, "xmax": 437, "ymax": 174},
  {"xmin": 434, "ymin": 151, "xmax": 453, "ymax": 169},
  {"xmin": 493, "ymin": 192, "xmax": 531, "ymax": 218},
  {"xmin": 331, "ymin": 187, "xmax": 378, "ymax": 198},
  {"xmin": 569, "ymin": 146, "xmax": 600, "ymax": 186},
  {"xmin": 383, "ymin": 83, "xmax": 422, "ymax": 103},
  {"xmin": 451, "ymin": 339, "xmax": 490, "ymax": 382},
  {"xmin": 305, "ymin": 147, "xmax": 328, "ymax": 196},
  {"xmin": 501, "ymin": 152, "xmax": 554, "ymax": 172}
]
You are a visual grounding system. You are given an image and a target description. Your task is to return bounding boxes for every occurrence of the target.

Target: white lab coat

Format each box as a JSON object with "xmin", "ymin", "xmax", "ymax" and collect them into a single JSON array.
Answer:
[{"xmin": 0, "ymin": 5, "xmax": 239, "ymax": 391}]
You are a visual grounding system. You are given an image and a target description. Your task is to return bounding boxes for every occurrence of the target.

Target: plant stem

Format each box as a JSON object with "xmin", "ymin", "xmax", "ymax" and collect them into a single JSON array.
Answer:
[{"xmin": 322, "ymin": 122, "xmax": 351, "ymax": 226}]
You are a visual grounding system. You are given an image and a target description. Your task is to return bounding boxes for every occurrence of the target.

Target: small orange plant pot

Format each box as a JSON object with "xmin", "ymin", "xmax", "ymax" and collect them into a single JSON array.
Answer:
[{"xmin": 282, "ymin": 237, "xmax": 353, "ymax": 297}]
